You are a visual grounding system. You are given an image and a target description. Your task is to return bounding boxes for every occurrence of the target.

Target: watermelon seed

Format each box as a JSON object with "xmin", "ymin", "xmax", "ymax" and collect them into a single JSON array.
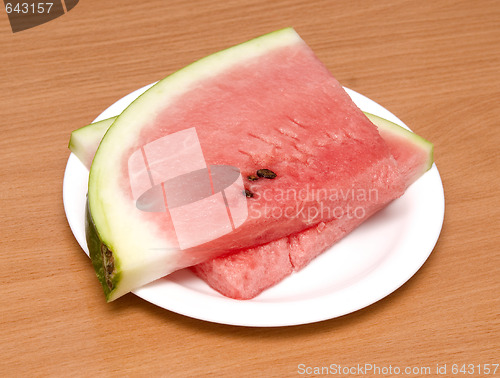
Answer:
[
  {"xmin": 244, "ymin": 189, "xmax": 254, "ymax": 198},
  {"xmin": 257, "ymin": 169, "xmax": 277, "ymax": 179},
  {"xmin": 247, "ymin": 175, "xmax": 259, "ymax": 181}
]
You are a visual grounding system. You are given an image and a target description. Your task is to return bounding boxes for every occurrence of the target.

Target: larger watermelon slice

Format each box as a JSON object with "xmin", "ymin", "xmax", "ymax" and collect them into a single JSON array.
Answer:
[{"xmin": 87, "ymin": 28, "xmax": 407, "ymax": 301}]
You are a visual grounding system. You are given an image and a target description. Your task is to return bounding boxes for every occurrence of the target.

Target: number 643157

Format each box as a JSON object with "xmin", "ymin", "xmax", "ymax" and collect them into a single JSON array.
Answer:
[{"xmin": 5, "ymin": 2, "xmax": 54, "ymax": 14}]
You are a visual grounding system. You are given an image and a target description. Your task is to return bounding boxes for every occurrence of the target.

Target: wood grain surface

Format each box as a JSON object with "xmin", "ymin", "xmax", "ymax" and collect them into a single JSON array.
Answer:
[{"xmin": 1, "ymin": 0, "xmax": 499, "ymax": 376}]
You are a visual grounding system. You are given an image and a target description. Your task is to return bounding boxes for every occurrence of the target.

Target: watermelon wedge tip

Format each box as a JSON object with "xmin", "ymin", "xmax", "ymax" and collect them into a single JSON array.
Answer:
[{"xmin": 68, "ymin": 117, "xmax": 116, "ymax": 170}]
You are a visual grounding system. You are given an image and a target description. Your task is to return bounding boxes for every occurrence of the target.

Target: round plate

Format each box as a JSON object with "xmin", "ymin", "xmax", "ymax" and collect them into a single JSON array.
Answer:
[{"xmin": 63, "ymin": 84, "xmax": 445, "ymax": 327}]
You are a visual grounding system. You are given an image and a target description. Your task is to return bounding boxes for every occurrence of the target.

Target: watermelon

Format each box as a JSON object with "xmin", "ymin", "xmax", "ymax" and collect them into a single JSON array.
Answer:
[
  {"xmin": 70, "ymin": 112, "xmax": 433, "ymax": 299},
  {"xmin": 85, "ymin": 27, "xmax": 408, "ymax": 301}
]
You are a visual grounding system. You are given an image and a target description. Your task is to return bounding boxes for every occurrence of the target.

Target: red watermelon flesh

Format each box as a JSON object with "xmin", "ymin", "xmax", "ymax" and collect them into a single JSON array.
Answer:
[
  {"xmin": 131, "ymin": 41, "xmax": 405, "ymax": 268},
  {"xmin": 191, "ymin": 118, "xmax": 432, "ymax": 299}
]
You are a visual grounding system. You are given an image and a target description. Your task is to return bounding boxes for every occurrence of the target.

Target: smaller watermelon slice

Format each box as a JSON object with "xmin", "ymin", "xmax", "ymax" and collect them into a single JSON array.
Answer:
[
  {"xmin": 69, "ymin": 113, "xmax": 433, "ymax": 181},
  {"xmin": 69, "ymin": 112, "xmax": 433, "ymax": 299}
]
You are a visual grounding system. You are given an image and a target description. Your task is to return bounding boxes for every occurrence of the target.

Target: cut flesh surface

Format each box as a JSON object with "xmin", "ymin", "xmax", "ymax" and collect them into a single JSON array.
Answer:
[{"xmin": 86, "ymin": 28, "xmax": 406, "ymax": 301}]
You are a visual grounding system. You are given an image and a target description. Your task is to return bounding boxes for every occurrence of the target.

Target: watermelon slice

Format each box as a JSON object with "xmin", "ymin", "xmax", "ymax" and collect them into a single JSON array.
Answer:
[
  {"xmin": 85, "ymin": 28, "xmax": 408, "ymax": 301},
  {"xmin": 70, "ymin": 112, "xmax": 433, "ymax": 299}
]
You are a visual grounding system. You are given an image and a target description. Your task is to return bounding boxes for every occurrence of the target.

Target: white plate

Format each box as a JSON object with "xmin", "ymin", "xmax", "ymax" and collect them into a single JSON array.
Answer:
[{"xmin": 63, "ymin": 84, "xmax": 444, "ymax": 327}]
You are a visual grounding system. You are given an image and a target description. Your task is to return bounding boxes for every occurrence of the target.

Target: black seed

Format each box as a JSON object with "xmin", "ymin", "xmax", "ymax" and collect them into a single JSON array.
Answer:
[
  {"xmin": 247, "ymin": 175, "xmax": 259, "ymax": 181},
  {"xmin": 257, "ymin": 169, "xmax": 277, "ymax": 179},
  {"xmin": 244, "ymin": 189, "xmax": 254, "ymax": 198}
]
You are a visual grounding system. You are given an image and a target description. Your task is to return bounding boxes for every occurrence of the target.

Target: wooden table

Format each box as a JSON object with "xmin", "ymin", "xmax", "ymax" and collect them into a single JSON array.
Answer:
[{"xmin": 2, "ymin": 1, "xmax": 499, "ymax": 376}]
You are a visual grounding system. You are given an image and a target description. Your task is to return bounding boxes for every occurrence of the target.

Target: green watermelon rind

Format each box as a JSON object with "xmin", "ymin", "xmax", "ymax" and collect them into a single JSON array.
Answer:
[
  {"xmin": 364, "ymin": 112, "xmax": 434, "ymax": 172},
  {"xmin": 85, "ymin": 199, "xmax": 121, "ymax": 298},
  {"xmin": 87, "ymin": 27, "xmax": 303, "ymax": 301}
]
